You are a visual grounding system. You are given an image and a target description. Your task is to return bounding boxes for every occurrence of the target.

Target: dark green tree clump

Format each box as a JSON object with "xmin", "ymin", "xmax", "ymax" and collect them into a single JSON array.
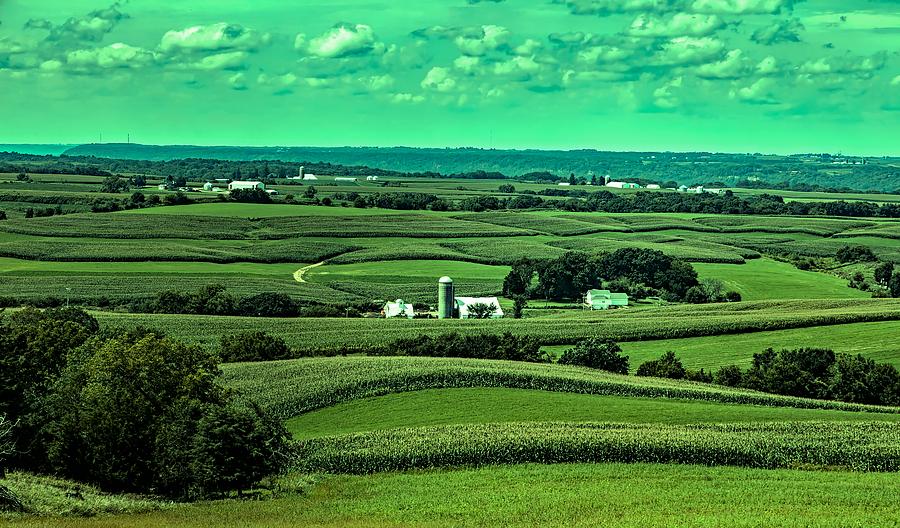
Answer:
[
  {"xmin": 636, "ymin": 351, "xmax": 687, "ymax": 379},
  {"xmin": 0, "ymin": 308, "xmax": 289, "ymax": 500},
  {"xmin": 375, "ymin": 332, "xmax": 548, "ymax": 363},
  {"xmin": 836, "ymin": 245, "xmax": 877, "ymax": 263},
  {"xmin": 230, "ymin": 188, "xmax": 272, "ymax": 203},
  {"xmin": 219, "ymin": 331, "xmax": 293, "ymax": 363},
  {"xmin": 714, "ymin": 348, "xmax": 900, "ymax": 406},
  {"xmin": 558, "ymin": 339, "xmax": 629, "ymax": 374}
]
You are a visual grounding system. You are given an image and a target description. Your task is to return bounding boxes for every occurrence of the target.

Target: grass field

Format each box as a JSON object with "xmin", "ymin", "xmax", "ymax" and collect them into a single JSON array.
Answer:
[
  {"xmin": 119, "ymin": 202, "xmax": 413, "ymax": 217},
  {"xmin": 285, "ymin": 387, "xmax": 900, "ymax": 439},
  {"xmin": 695, "ymin": 258, "xmax": 867, "ymax": 300},
  {"xmin": 10, "ymin": 464, "xmax": 900, "ymax": 528}
]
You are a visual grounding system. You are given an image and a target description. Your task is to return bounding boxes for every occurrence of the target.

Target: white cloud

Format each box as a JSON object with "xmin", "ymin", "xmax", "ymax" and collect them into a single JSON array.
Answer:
[
  {"xmin": 798, "ymin": 54, "xmax": 886, "ymax": 77},
  {"xmin": 514, "ymin": 39, "xmax": 543, "ymax": 56},
  {"xmin": 257, "ymin": 72, "xmax": 298, "ymax": 93},
  {"xmin": 361, "ymin": 74, "xmax": 395, "ymax": 91},
  {"xmin": 755, "ymin": 56, "xmax": 779, "ymax": 76},
  {"xmin": 421, "ymin": 66, "xmax": 457, "ymax": 92},
  {"xmin": 493, "ymin": 55, "xmax": 542, "ymax": 80},
  {"xmin": 892, "ymin": 75, "xmax": 900, "ymax": 87},
  {"xmin": 174, "ymin": 51, "xmax": 247, "ymax": 71},
  {"xmin": 730, "ymin": 77, "xmax": 778, "ymax": 104},
  {"xmin": 160, "ymin": 23, "xmax": 268, "ymax": 54},
  {"xmin": 690, "ymin": 0, "xmax": 789, "ymax": 15},
  {"xmin": 628, "ymin": 13, "xmax": 725, "ymax": 38},
  {"xmin": 392, "ymin": 92, "xmax": 426, "ymax": 104},
  {"xmin": 695, "ymin": 49, "xmax": 748, "ymax": 79},
  {"xmin": 305, "ymin": 24, "xmax": 383, "ymax": 58},
  {"xmin": 67, "ymin": 42, "xmax": 154, "ymax": 70},
  {"xmin": 653, "ymin": 37, "xmax": 725, "ymax": 66},
  {"xmin": 228, "ymin": 72, "xmax": 247, "ymax": 90},
  {"xmin": 654, "ymin": 76, "xmax": 683, "ymax": 108},
  {"xmin": 455, "ymin": 25, "xmax": 510, "ymax": 56},
  {"xmin": 577, "ymin": 45, "xmax": 633, "ymax": 65},
  {"xmin": 453, "ymin": 55, "xmax": 482, "ymax": 74}
]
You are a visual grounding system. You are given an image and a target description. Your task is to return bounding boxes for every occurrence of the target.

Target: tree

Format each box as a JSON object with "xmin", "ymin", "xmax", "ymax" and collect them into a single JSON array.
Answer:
[
  {"xmin": 503, "ymin": 259, "xmax": 535, "ymax": 297},
  {"xmin": 713, "ymin": 365, "xmax": 743, "ymax": 386},
  {"xmin": 467, "ymin": 303, "xmax": 497, "ymax": 319},
  {"xmin": 558, "ymin": 339, "xmax": 629, "ymax": 374},
  {"xmin": 874, "ymin": 262, "xmax": 894, "ymax": 287},
  {"xmin": 836, "ymin": 245, "xmax": 877, "ymax": 263},
  {"xmin": 536, "ymin": 252, "xmax": 602, "ymax": 300},
  {"xmin": 24, "ymin": 208, "xmax": 34, "ymax": 219},
  {"xmin": 636, "ymin": 351, "xmax": 686, "ymax": 379},
  {"xmin": 131, "ymin": 175, "xmax": 147, "ymax": 187},
  {"xmin": 568, "ymin": 173, "xmax": 576, "ymax": 185},
  {"xmin": 304, "ymin": 186, "xmax": 318, "ymax": 199},
  {"xmin": 512, "ymin": 296, "xmax": 527, "ymax": 319},
  {"xmin": 0, "ymin": 211, "xmax": 6, "ymax": 221},
  {"xmin": 891, "ymin": 275, "xmax": 900, "ymax": 298},
  {"xmin": 743, "ymin": 348, "xmax": 835, "ymax": 400},
  {"xmin": 498, "ymin": 183, "xmax": 516, "ymax": 193},
  {"xmin": 219, "ymin": 331, "xmax": 292, "ymax": 363},
  {"xmin": 238, "ymin": 292, "xmax": 299, "ymax": 317},
  {"xmin": 130, "ymin": 192, "xmax": 146, "ymax": 204}
]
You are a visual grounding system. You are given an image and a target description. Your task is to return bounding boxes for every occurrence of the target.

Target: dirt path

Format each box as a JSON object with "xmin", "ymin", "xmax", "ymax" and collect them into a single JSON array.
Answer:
[{"xmin": 293, "ymin": 261, "xmax": 325, "ymax": 283}]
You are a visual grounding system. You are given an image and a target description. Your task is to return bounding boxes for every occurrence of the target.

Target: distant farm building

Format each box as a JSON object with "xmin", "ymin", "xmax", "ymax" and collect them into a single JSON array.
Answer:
[
  {"xmin": 366, "ymin": 176, "xmax": 379, "ymax": 181},
  {"xmin": 584, "ymin": 290, "xmax": 629, "ymax": 310},
  {"xmin": 228, "ymin": 181, "xmax": 265, "ymax": 191},
  {"xmin": 335, "ymin": 177, "xmax": 359, "ymax": 183},
  {"xmin": 678, "ymin": 185, "xmax": 689, "ymax": 192},
  {"xmin": 455, "ymin": 297, "xmax": 504, "ymax": 319},
  {"xmin": 202, "ymin": 182, "xmax": 214, "ymax": 191},
  {"xmin": 606, "ymin": 182, "xmax": 641, "ymax": 189},
  {"xmin": 383, "ymin": 299, "xmax": 415, "ymax": 319},
  {"xmin": 646, "ymin": 184, "xmax": 661, "ymax": 190},
  {"xmin": 558, "ymin": 182, "xmax": 571, "ymax": 186}
]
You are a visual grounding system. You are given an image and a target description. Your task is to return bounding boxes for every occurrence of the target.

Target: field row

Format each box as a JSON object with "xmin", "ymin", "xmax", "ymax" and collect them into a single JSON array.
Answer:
[
  {"xmin": 293, "ymin": 421, "xmax": 900, "ymax": 474},
  {"xmin": 222, "ymin": 355, "xmax": 899, "ymax": 421}
]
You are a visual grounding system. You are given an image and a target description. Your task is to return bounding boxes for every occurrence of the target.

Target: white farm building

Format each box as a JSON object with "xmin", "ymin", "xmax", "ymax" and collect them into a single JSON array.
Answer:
[
  {"xmin": 383, "ymin": 299, "xmax": 415, "ymax": 319},
  {"xmin": 455, "ymin": 297, "xmax": 504, "ymax": 319},
  {"xmin": 228, "ymin": 181, "xmax": 265, "ymax": 191},
  {"xmin": 606, "ymin": 181, "xmax": 641, "ymax": 189},
  {"xmin": 335, "ymin": 177, "xmax": 359, "ymax": 183}
]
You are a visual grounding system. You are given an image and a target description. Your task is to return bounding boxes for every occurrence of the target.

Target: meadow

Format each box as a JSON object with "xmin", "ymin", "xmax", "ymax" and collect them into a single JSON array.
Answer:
[{"xmin": 3, "ymin": 171, "xmax": 900, "ymax": 527}]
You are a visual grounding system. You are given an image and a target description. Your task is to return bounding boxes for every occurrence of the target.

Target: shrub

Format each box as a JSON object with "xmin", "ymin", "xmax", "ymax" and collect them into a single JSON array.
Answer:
[
  {"xmin": 685, "ymin": 369, "xmax": 713, "ymax": 383},
  {"xmin": 237, "ymin": 292, "xmax": 299, "ymax": 318},
  {"xmin": 713, "ymin": 365, "xmax": 744, "ymax": 387},
  {"xmin": 874, "ymin": 262, "xmax": 894, "ymax": 287},
  {"xmin": 0, "ymin": 211, "xmax": 6, "ymax": 221},
  {"xmin": 636, "ymin": 352, "xmax": 686, "ymax": 379},
  {"xmin": 558, "ymin": 339, "xmax": 629, "ymax": 374},
  {"xmin": 836, "ymin": 245, "xmax": 877, "ymax": 263},
  {"xmin": 219, "ymin": 331, "xmax": 293, "ymax": 363},
  {"xmin": 467, "ymin": 302, "xmax": 497, "ymax": 319},
  {"xmin": 230, "ymin": 188, "xmax": 271, "ymax": 203}
]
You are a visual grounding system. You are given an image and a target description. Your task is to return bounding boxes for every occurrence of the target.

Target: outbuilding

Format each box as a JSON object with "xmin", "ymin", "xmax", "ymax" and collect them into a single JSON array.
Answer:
[
  {"xmin": 228, "ymin": 181, "xmax": 265, "ymax": 191},
  {"xmin": 383, "ymin": 299, "xmax": 415, "ymax": 319},
  {"xmin": 606, "ymin": 182, "xmax": 641, "ymax": 189},
  {"xmin": 335, "ymin": 177, "xmax": 358, "ymax": 183},
  {"xmin": 584, "ymin": 290, "xmax": 629, "ymax": 310},
  {"xmin": 455, "ymin": 297, "xmax": 504, "ymax": 319}
]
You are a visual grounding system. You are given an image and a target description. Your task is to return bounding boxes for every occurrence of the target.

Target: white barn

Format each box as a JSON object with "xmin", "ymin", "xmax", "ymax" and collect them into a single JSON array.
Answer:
[
  {"xmin": 383, "ymin": 299, "xmax": 415, "ymax": 319},
  {"xmin": 228, "ymin": 181, "xmax": 265, "ymax": 191},
  {"xmin": 606, "ymin": 181, "xmax": 641, "ymax": 189},
  {"xmin": 455, "ymin": 297, "xmax": 504, "ymax": 319}
]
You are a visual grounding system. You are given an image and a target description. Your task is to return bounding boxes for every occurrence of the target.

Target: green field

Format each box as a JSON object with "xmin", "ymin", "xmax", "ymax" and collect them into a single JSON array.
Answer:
[
  {"xmin": 10, "ymin": 464, "xmax": 899, "ymax": 528},
  {"xmin": 285, "ymin": 387, "xmax": 900, "ymax": 439}
]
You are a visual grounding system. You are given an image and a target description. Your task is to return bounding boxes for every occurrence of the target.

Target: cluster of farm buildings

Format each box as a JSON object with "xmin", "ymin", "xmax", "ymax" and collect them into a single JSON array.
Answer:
[
  {"xmin": 382, "ymin": 277, "xmax": 628, "ymax": 319},
  {"xmin": 559, "ymin": 176, "xmax": 723, "ymax": 194}
]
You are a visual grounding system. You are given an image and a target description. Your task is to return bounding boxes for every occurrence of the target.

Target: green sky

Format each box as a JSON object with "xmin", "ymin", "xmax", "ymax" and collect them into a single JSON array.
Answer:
[{"xmin": 1, "ymin": 0, "xmax": 898, "ymax": 154}]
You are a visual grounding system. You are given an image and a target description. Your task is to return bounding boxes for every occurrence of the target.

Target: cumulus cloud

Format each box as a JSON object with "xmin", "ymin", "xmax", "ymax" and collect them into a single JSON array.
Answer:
[
  {"xmin": 653, "ymin": 76, "xmax": 683, "ymax": 108},
  {"xmin": 454, "ymin": 25, "xmax": 510, "ymax": 56},
  {"xmin": 25, "ymin": 3, "xmax": 128, "ymax": 42},
  {"xmin": 493, "ymin": 55, "xmax": 543, "ymax": 80},
  {"xmin": 392, "ymin": 92, "xmax": 426, "ymax": 104},
  {"xmin": 690, "ymin": 0, "xmax": 792, "ymax": 15},
  {"xmin": 301, "ymin": 24, "xmax": 384, "ymax": 58},
  {"xmin": 257, "ymin": 72, "xmax": 298, "ymax": 94},
  {"xmin": 628, "ymin": 13, "xmax": 725, "ymax": 38},
  {"xmin": 730, "ymin": 77, "xmax": 779, "ymax": 104},
  {"xmin": 695, "ymin": 49, "xmax": 749, "ymax": 79},
  {"xmin": 160, "ymin": 23, "xmax": 268, "ymax": 54},
  {"xmin": 421, "ymin": 66, "xmax": 457, "ymax": 92},
  {"xmin": 228, "ymin": 72, "xmax": 247, "ymax": 90},
  {"xmin": 798, "ymin": 53, "xmax": 886, "ymax": 78},
  {"xmin": 172, "ymin": 51, "xmax": 248, "ymax": 71},
  {"xmin": 755, "ymin": 55, "xmax": 780, "ymax": 75},
  {"xmin": 652, "ymin": 36, "xmax": 724, "ymax": 66},
  {"xmin": 751, "ymin": 18, "xmax": 803, "ymax": 45},
  {"xmin": 555, "ymin": 0, "xmax": 682, "ymax": 17},
  {"xmin": 66, "ymin": 42, "xmax": 154, "ymax": 71}
]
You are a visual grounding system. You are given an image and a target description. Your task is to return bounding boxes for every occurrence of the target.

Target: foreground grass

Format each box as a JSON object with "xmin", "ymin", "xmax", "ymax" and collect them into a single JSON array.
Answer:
[
  {"xmin": 285, "ymin": 387, "xmax": 900, "ymax": 439},
  {"xmin": 0, "ymin": 472, "xmax": 171, "ymax": 519},
  {"xmin": 11, "ymin": 464, "xmax": 900, "ymax": 527}
]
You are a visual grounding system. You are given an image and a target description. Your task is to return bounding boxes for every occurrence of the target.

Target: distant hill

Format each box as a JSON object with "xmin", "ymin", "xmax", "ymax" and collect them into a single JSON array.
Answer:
[
  {"xmin": 63, "ymin": 143, "xmax": 900, "ymax": 192},
  {"xmin": 1, "ymin": 144, "xmax": 76, "ymax": 156}
]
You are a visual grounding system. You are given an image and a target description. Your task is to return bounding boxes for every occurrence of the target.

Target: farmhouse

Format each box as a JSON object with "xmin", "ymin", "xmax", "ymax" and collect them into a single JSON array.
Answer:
[
  {"xmin": 383, "ymin": 299, "xmax": 415, "ymax": 319},
  {"xmin": 228, "ymin": 181, "xmax": 265, "ymax": 191},
  {"xmin": 455, "ymin": 297, "xmax": 504, "ymax": 319},
  {"xmin": 584, "ymin": 290, "xmax": 629, "ymax": 310},
  {"xmin": 335, "ymin": 177, "xmax": 359, "ymax": 183},
  {"xmin": 606, "ymin": 181, "xmax": 641, "ymax": 189}
]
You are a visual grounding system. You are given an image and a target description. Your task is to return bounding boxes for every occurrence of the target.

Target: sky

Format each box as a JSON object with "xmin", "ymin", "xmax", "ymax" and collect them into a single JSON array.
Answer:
[{"xmin": 0, "ymin": 0, "xmax": 899, "ymax": 155}]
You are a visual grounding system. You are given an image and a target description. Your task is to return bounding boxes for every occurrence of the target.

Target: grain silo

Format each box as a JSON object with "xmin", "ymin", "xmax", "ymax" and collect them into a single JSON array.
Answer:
[{"xmin": 438, "ymin": 276, "xmax": 455, "ymax": 319}]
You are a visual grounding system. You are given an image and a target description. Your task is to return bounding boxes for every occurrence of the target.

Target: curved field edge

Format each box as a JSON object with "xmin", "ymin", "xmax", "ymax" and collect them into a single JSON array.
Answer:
[
  {"xmin": 293, "ymin": 421, "xmax": 900, "ymax": 474},
  {"xmin": 222, "ymin": 357, "xmax": 900, "ymax": 421},
  {"xmin": 285, "ymin": 388, "xmax": 900, "ymax": 439}
]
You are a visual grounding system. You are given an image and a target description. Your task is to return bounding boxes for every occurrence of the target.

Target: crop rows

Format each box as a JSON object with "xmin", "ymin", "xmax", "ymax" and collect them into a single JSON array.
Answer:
[
  {"xmin": 223, "ymin": 356, "xmax": 900, "ymax": 421},
  {"xmin": 457, "ymin": 213, "xmax": 622, "ymax": 236},
  {"xmin": 292, "ymin": 421, "xmax": 900, "ymax": 474},
  {"xmin": 548, "ymin": 236, "xmax": 748, "ymax": 264},
  {"xmin": 100, "ymin": 299, "xmax": 900, "ymax": 352}
]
